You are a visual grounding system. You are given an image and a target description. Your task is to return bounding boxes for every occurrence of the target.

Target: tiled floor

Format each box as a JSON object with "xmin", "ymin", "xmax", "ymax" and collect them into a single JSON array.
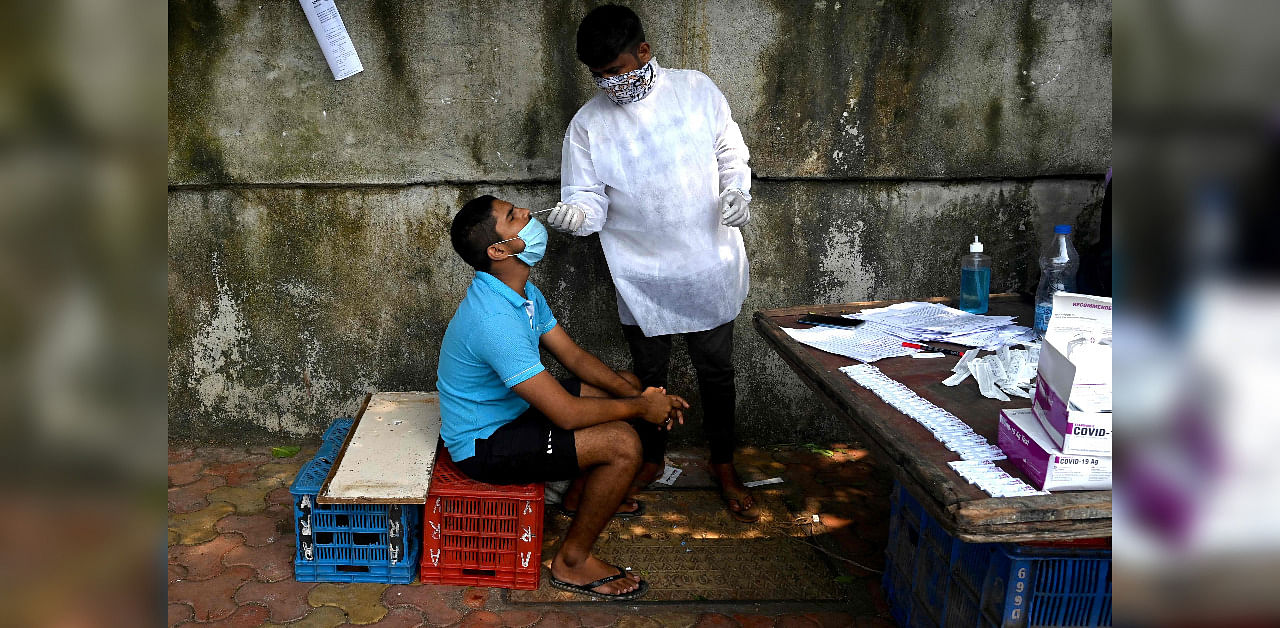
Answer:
[{"xmin": 168, "ymin": 443, "xmax": 895, "ymax": 627}]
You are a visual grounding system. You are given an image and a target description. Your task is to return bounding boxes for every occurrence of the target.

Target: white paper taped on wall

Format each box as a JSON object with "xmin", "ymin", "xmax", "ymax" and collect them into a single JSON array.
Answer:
[{"xmin": 299, "ymin": 0, "xmax": 364, "ymax": 80}]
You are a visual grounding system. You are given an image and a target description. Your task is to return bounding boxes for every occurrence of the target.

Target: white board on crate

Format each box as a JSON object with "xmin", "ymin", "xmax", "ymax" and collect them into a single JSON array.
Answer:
[{"xmin": 319, "ymin": 392, "xmax": 442, "ymax": 504}]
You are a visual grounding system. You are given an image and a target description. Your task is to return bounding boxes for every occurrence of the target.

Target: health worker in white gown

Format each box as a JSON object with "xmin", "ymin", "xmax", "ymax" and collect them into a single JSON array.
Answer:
[{"xmin": 546, "ymin": 4, "xmax": 760, "ymax": 523}]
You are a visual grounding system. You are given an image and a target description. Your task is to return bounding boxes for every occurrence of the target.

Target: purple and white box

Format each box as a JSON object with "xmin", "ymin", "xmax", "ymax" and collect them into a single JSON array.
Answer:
[
  {"xmin": 998, "ymin": 408, "xmax": 1111, "ymax": 492},
  {"xmin": 1033, "ymin": 292, "xmax": 1112, "ymax": 455},
  {"xmin": 1032, "ymin": 366, "xmax": 1112, "ymax": 455}
]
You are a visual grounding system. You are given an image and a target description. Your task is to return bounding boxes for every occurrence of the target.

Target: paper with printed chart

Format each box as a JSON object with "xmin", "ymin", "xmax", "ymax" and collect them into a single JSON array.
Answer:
[
  {"xmin": 299, "ymin": 0, "xmax": 364, "ymax": 80},
  {"xmin": 782, "ymin": 323, "xmax": 917, "ymax": 363},
  {"xmin": 846, "ymin": 301, "xmax": 1034, "ymax": 350}
]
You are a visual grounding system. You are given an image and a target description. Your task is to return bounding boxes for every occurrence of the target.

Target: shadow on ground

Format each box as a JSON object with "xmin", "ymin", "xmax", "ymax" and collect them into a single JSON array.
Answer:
[{"xmin": 168, "ymin": 443, "xmax": 895, "ymax": 627}]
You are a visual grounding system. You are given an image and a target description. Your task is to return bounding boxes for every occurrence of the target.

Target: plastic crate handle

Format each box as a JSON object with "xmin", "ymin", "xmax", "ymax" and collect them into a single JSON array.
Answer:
[
  {"xmin": 298, "ymin": 495, "xmax": 314, "ymax": 561},
  {"xmin": 388, "ymin": 504, "xmax": 403, "ymax": 565}
]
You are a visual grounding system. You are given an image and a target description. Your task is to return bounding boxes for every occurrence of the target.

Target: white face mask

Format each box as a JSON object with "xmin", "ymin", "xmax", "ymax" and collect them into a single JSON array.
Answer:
[{"xmin": 593, "ymin": 59, "xmax": 656, "ymax": 105}]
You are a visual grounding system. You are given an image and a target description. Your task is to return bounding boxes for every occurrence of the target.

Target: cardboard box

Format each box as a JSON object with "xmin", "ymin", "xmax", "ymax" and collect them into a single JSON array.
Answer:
[
  {"xmin": 998, "ymin": 408, "xmax": 1111, "ymax": 492},
  {"xmin": 1031, "ymin": 394, "xmax": 1111, "ymax": 456},
  {"xmin": 1033, "ymin": 292, "xmax": 1112, "ymax": 455}
]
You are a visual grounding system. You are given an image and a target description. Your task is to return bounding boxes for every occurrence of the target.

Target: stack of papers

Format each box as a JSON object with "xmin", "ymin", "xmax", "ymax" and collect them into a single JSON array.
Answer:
[
  {"xmin": 781, "ymin": 324, "xmax": 917, "ymax": 363},
  {"xmin": 782, "ymin": 301, "xmax": 1035, "ymax": 364},
  {"xmin": 846, "ymin": 302, "xmax": 1036, "ymax": 350}
]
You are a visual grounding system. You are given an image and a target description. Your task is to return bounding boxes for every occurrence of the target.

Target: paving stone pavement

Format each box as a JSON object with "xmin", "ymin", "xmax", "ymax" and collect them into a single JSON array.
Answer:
[{"xmin": 168, "ymin": 444, "xmax": 894, "ymax": 627}]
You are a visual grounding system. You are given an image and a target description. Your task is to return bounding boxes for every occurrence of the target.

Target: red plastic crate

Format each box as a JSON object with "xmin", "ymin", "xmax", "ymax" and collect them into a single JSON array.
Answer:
[{"xmin": 419, "ymin": 446, "xmax": 544, "ymax": 590}]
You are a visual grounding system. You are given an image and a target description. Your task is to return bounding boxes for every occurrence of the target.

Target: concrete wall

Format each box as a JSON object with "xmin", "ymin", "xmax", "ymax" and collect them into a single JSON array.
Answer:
[{"xmin": 168, "ymin": 0, "xmax": 1111, "ymax": 443}]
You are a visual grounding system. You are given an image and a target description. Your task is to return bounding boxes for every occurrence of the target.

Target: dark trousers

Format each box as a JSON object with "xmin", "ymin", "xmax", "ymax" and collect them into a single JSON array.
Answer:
[{"xmin": 622, "ymin": 320, "xmax": 737, "ymax": 464}]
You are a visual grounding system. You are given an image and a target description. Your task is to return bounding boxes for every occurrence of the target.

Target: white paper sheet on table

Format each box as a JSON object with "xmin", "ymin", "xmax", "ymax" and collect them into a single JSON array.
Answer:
[
  {"xmin": 850, "ymin": 302, "xmax": 1012, "ymax": 334},
  {"xmin": 782, "ymin": 324, "xmax": 916, "ymax": 363},
  {"xmin": 845, "ymin": 302, "xmax": 1034, "ymax": 350}
]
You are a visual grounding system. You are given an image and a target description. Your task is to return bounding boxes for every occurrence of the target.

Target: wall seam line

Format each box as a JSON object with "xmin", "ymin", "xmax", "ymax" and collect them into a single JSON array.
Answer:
[{"xmin": 167, "ymin": 173, "xmax": 1107, "ymax": 191}]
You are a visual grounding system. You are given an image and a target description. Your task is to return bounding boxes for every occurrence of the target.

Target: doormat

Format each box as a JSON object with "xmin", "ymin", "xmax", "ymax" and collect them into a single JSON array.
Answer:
[{"xmin": 507, "ymin": 490, "xmax": 849, "ymax": 603}]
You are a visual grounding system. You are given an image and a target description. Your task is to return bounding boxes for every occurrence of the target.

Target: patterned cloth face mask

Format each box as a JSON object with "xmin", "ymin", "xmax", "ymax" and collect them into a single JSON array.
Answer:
[{"xmin": 594, "ymin": 59, "xmax": 656, "ymax": 105}]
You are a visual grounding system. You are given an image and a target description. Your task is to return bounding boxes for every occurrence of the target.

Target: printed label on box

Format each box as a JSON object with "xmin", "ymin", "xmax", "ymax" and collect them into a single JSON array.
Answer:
[
  {"xmin": 998, "ymin": 408, "xmax": 1111, "ymax": 492},
  {"xmin": 1049, "ymin": 454, "xmax": 1112, "ymax": 488},
  {"xmin": 1031, "ymin": 395, "xmax": 1112, "ymax": 456}
]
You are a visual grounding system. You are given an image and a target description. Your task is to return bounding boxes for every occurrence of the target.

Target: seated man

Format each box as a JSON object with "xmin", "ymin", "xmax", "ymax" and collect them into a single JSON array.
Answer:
[{"xmin": 436, "ymin": 194, "xmax": 688, "ymax": 600}]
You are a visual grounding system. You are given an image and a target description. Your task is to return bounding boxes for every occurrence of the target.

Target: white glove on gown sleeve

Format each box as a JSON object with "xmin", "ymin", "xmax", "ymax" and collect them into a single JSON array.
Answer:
[
  {"xmin": 546, "ymin": 202, "xmax": 587, "ymax": 233},
  {"xmin": 719, "ymin": 188, "xmax": 750, "ymax": 227}
]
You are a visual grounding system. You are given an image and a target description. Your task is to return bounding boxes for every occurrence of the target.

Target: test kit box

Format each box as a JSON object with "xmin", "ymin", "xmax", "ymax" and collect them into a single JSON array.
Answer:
[
  {"xmin": 1031, "ymin": 392, "xmax": 1111, "ymax": 456},
  {"xmin": 1032, "ymin": 292, "xmax": 1112, "ymax": 455},
  {"xmin": 998, "ymin": 408, "xmax": 1111, "ymax": 492}
]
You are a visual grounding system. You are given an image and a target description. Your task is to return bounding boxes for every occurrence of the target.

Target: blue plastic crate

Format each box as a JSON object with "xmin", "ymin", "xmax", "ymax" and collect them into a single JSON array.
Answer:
[
  {"xmin": 884, "ymin": 484, "xmax": 919, "ymax": 627},
  {"xmin": 978, "ymin": 544, "xmax": 1112, "ymax": 628},
  {"xmin": 885, "ymin": 561, "xmax": 914, "ymax": 627},
  {"xmin": 290, "ymin": 438, "xmax": 421, "ymax": 584},
  {"xmin": 312, "ymin": 418, "xmax": 353, "ymax": 460},
  {"xmin": 882, "ymin": 482, "xmax": 1112, "ymax": 628},
  {"xmin": 943, "ymin": 575, "xmax": 983, "ymax": 627},
  {"xmin": 908, "ymin": 594, "xmax": 942, "ymax": 628},
  {"xmin": 951, "ymin": 536, "xmax": 997, "ymax": 597},
  {"xmin": 321, "ymin": 417, "xmax": 354, "ymax": 444},
  {"xmin": 292, "ymin": 499, "xmax": 421, "ymax": 583},
  {"xmin": 913, "ymin": 514, "xmax": 952, "ymax": 625}
]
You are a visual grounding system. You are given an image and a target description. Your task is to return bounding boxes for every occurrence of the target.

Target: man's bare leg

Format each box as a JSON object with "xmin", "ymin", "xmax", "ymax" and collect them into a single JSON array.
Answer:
[
  {"xmin": 562, "ymin": 374, "xmax": 645, "ymax": 515},
  {"xmin": 631, "ymin": 461, "xmax": 662, "ymax": 494},
  {"xmin": 550, "ymin": 421, "xmax": 644, "ymax": 594},
  {"xmin": 563, "ymin": 464, "xmax": 653, "ymax": 513},
  {"xmin": 610, "ymin": 372, "xmax": 666, "ymax": 497}
]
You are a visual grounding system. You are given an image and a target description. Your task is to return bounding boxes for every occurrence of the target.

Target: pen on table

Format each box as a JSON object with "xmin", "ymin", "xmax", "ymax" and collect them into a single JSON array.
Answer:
[{"xmin": 901, "ymin": 341, "xmax": 965, "ymax": 357}]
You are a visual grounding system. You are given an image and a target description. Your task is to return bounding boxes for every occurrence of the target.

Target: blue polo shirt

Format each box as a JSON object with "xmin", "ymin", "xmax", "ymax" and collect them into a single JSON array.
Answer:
[{"xmin": 437, "ymin": 271, "xmax": 558, "ymax": 461}]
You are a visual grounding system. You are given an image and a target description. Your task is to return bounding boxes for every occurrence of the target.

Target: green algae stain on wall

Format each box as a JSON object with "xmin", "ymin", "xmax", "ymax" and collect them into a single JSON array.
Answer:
[
  {"xmin": 518, "ymin": 0, "xmax": 593, "ymax": 168},
  {"xmin": 169, "ymin": 1, "xmax": 233, "ymax": 184},
  {"xmin": 166, "ymin": 0, "xmax": 1111, "ymax": 442},
  {"xmin": 175, "ymin": 189, "xmax": 387, "ymax": 437},
  {"xmin": 853, "ymin": 182, "xmax": 1038, "ymax": 301},
  {"xmin": 370, "ymin": 0, "xmax": 424, "ymax": 119},
  {"xmin": 754, "ymin": 0, "xmax": 861, "ymax": 175},
  {"xmin": 754, "ymin": 0, "xmax": 950, "ymax": 177},
  {"xmin": 984, "ymin": 98, "xmax": 1004, "ymax": 155},
  {"xmin": 1016, "ymin": 0, "xmax": 1046, "ymax": 105},
  {"xmin": 171, "ymin": 185, "xmax": 515, "ymax": 440}
]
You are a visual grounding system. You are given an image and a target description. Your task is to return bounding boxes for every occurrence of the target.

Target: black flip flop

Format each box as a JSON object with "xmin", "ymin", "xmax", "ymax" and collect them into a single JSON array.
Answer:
[
  {"xmin": 549, "ymin": 564, "xmax": 649, "ymax": 600},
  {"xmin": 557, "ymin": 498, "xmax": 646, "ymax": 519}
]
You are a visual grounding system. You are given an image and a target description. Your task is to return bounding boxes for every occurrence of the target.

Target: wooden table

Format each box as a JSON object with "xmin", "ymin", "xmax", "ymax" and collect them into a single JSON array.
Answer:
[{"xmin": 753, "ymin": 295, "xmax": 1111, "ymax": 542}]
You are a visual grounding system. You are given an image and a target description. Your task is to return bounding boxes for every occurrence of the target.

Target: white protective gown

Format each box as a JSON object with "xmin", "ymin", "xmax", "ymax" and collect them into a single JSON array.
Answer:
[{"xmin": 561, "ymin": 59, "xmax": 752, "ymax": 337}]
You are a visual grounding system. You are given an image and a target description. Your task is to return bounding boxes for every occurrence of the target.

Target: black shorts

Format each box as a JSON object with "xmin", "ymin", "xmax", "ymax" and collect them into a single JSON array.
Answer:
[{"xmin": 452, "ymin": 379, "xmax": 582, "ymax": 485}]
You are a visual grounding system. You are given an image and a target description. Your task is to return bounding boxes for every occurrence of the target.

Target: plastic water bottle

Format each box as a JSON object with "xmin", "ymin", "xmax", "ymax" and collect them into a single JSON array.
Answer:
[
  {"xmin": 959, "ymin": 236, "xmax": 991, "ymax": 314},
  {"xmin": 1034, "ymin": 225, "xmax": 1080, "ymax": 336}
]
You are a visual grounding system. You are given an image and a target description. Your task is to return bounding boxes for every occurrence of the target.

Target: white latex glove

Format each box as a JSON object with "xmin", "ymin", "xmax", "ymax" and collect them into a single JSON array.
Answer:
[
  {"xmin": 719, "ymin": 189, "xmax": 750, "ymax": 227},
  {"xmin": 546, "ymin": 202, "xmax": 587, "ymax": 233}
]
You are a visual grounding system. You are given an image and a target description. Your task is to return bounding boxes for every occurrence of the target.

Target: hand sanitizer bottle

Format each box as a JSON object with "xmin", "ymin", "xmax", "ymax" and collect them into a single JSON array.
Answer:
[{"xmin": 959, "ymin": 236, "xmax": 991, "ymax": 314}]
